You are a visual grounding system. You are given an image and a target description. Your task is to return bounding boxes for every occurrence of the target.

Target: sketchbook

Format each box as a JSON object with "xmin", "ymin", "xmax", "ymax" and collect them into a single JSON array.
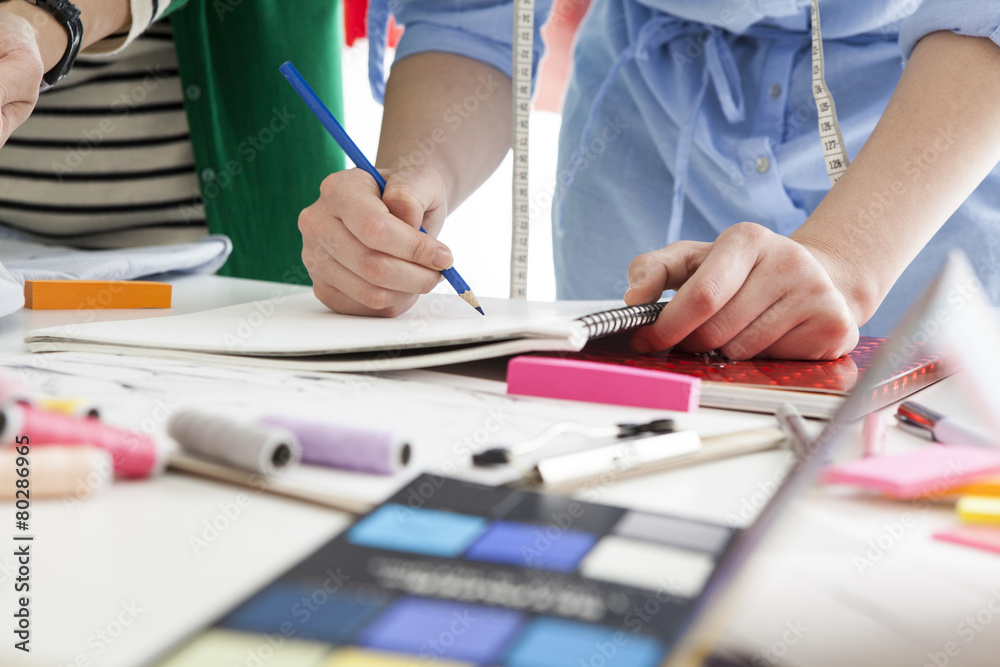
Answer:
[
  {"xmin": 24, "ymin": 292, "xmax": 666, "ymax": 372},
  {"xmin": 528, "ymin": 334, "xmax": 953, "ymax": 418}
]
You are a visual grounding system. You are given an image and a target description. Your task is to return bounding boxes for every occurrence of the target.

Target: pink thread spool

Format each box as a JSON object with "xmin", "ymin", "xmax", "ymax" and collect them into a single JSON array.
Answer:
[{"xmin": 0, "ymin": 403, "xmax": 158, "ymax": 479}]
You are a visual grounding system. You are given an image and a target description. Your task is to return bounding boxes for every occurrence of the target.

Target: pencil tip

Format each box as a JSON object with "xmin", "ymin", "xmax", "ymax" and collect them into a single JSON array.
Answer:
[{"xmin": 459, "ymin": 290, "xmax": 484, "ymax": 315}]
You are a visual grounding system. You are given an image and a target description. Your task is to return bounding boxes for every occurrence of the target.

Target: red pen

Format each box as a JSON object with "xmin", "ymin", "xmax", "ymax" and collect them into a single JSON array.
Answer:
[{"xmin": 896, "ymin": 401, "xmax": 998, "ymax": 450}]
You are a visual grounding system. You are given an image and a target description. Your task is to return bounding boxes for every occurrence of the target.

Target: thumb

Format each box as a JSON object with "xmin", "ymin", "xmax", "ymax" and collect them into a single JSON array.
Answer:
[{"xmin": 380, "ymin": 164, "xmax": 448, "ymax": 235}]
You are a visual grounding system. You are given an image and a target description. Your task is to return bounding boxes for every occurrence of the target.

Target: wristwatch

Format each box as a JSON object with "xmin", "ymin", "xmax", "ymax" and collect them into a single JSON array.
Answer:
[{"xmin": 1, "ymin": 0, "xmax": 83, "ymax": 90}]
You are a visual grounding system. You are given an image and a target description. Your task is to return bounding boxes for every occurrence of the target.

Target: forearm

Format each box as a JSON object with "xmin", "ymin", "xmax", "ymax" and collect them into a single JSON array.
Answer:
[
  {"xmin": 792, "ymin": 30, "xmax": 1000, "ymax": 324},
  {"xmin": 2, "ymin": 0, "xmax": 131, "ymax": 71},
  {"xmin": 376, "ymin": 52, "xmax": 512, "ymax": 214}
]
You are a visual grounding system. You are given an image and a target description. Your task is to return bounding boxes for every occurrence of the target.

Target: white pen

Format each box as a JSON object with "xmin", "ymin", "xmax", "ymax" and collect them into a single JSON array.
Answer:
[
  {"xmin": 530, "ymin": 430, "xmax": 702, "ymax": 486},
  {"xmin": 895, "ymin": 401, "xmax": 998, "ymax": 449}
]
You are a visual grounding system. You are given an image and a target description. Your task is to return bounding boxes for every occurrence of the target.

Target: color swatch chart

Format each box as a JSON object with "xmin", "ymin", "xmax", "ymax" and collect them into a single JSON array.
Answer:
[{"xmin": 155, "ymin": 475, "xmax": 739, "ymax": 666}]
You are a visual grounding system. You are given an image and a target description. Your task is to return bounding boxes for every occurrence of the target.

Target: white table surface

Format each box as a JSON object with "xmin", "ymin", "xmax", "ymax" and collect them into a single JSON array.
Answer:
[{"xmin": 0, "ymin": 274, "xmax": 997, "ymax": 667}]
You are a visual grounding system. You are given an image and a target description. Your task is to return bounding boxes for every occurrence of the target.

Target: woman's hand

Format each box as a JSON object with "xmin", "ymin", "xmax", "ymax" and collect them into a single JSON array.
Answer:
[
  {"xmin": 624, "ymin": 222, "xmax": 861, "ymax": 360},
  {"xmin": 299, "ymin": 164, "xmax": 455, "ymax": 317},
  {"xmin": 0, "ymin": 11, "xmax": 42, "ymax": 148}
]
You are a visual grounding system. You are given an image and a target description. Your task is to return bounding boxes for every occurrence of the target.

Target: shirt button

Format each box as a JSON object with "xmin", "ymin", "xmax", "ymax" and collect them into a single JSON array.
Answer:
[
  {"xmin": 768, "ymin": 83, "xmax": 782, "ymax": 100},
  {"xmin": 186, "ymin": 85, "xmax": 202, "ymax": 101},
  {"xmin": 755, "ymin": 156, "xmax": 770, "ymax": 173},
  {"xmin": 200, "ymin": 168, "xmax": 216, "ymax": 183}
]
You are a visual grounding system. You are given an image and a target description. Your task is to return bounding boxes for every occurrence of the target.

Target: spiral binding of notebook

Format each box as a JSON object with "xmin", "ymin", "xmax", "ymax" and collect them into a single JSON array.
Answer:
[{"xmin": 576, "ymin": 302, "xmax": 668, "ymax": 339}]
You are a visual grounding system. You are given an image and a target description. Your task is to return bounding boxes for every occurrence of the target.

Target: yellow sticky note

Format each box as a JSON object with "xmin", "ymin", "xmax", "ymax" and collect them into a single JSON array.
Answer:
[
  {"xmin": 155, "ymin": 629, "xmax": 331, "ymax": 667},
  {"xmin": 322, "ymin": 647, "xmax": 472, "ymax": 666},
  {"xmin": 957, "ymin": 495, "xmax": 1000, "ymax": 526}
]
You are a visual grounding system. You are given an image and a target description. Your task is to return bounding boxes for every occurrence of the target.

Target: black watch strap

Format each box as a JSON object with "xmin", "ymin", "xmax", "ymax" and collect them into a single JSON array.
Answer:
[{"xmin": 21, "ymin": 0, "xmax": 84, "ymax": 91}]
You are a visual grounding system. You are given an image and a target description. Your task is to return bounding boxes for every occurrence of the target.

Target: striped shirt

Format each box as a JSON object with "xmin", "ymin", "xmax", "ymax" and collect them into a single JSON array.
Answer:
[{"xmin": 0, "ymin": 13, "xmax": 206, "ymax": 248}]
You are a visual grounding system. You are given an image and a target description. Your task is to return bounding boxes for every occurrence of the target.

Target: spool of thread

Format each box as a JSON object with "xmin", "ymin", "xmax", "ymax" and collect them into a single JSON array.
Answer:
[
  {"xmin": 260, "ymin": 414, "xmax": 411, "ymax": 475},
  {"xmin": 0, "ymin": 403, "xmax": 158, "ymax": 478},
  {"xmin": 168, "ymin": 410, "xmax": 302, "ymax": 475},
  {"xmin": 0, "ymin": 446, "xmax": 112, "ymax": 500}
]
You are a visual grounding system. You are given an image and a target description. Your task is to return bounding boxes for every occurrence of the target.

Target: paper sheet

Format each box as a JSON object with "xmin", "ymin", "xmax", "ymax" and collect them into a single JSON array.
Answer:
[
  {"xmin": 0, "ymin": 226, "xmax": 232, "ymax": 318},
  {"xmin": 1, "ymin": 352, "xmax": 776, "ymax": 511}
]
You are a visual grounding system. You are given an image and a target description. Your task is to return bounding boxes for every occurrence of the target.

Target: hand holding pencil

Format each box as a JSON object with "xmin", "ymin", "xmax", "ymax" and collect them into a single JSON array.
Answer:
[
  {"xmin": 300, "ymin": 164, "xmax": 458, "ymax": 317},
  {"xmin": 284, "ymin": 62, "xmax": 483, "ymax": 317}
]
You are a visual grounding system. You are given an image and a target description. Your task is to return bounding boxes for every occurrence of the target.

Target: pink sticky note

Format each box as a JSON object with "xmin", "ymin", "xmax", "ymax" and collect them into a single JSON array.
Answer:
[
  {"xmin": 506, "ymin": 356, "xmax": 701, "ymax": 412},
  {"xmin": 820, "ymin": 445, "xmax": 1000, "ymax": 499},
  {"xmin": 934, "ymin": 525, "xmax": 1000, "ymax": 556}
]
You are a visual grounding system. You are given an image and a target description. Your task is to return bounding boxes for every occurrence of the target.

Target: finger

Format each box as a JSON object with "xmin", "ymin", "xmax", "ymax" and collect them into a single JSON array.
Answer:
[
  {"xmin": 317, "ymin": 213, "xmax": 443, "ymax": 294},
  {"xmin": 709, "ymin": 298, "xmax": 799, "ymax": 360},
  {"xmin": 303, "ymin": 225, "xmax": 440, "ymax": 299},
  {"xmin": 0, "ymin": 100, "xmax": 34, "ymax": 145},
  {"xmin": 327, "ymin": 169, "xmax": 454, "ymax": 272},
  {"xmin": 381, "ymin": 166, "xmax": 448, "ymax": 234},
  {"xmin": 759, "ymin": 315, "xmax": 858, "ymax": 360},
  {"xmin": 675, "ymin": 263, "xmax": 790, "ymax": 356},
  {"xmin": 0, "ymin": 54, "xmax": 42, "ymax": 146},
  {"xmin": 308, "ymin": 251, "xmax": 421, "ymax": 317},
  {"xmin": 632, "ymin": 227, "xmax": 764, "ymax": 352},
  {"xmin": 624, "ymin": 241, "xmax": 711, "ymax": 305}
]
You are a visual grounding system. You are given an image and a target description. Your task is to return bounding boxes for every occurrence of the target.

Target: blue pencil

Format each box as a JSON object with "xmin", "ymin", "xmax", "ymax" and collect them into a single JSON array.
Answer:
[{"xmin": 279, "ymin": 61, "xmax": 484, "ymax": 315}]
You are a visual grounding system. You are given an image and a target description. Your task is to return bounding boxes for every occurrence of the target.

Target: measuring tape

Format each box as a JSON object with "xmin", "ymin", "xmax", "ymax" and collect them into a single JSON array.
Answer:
[
  {"xmin": 504, "ymin": 0, "xmax": 843, "ymax": 298},
  {"xmin": 510, "ymin": 0, "xmax": 533, "ymax": 299},
  {"xmin": 810, "ymin": 0, "xmax": 850, "ymax": 185}
]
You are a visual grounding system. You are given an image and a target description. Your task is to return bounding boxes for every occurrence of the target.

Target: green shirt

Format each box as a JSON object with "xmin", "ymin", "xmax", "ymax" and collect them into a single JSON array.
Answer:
[{"xmin": 168, "ymin": 0, "xmax": 346, "ymax": 284}]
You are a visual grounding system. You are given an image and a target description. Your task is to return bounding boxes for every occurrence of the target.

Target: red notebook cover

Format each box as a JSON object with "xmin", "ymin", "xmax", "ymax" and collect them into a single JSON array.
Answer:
[{"xmin": 528, "ymin": 335, "xmax": 952, "ymax": 417}]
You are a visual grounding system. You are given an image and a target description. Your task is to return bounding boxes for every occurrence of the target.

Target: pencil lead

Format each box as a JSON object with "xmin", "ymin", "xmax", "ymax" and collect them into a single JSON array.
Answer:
[{"xmin": 459, "ymin": 290, "xmax": 484, "ymax": 315}]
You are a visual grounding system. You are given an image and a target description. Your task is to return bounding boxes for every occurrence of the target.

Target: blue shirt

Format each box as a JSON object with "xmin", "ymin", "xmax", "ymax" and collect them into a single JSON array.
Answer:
[{"xmin": 372, "ymin": 0, "xmax": 1000, "ymax": 337}]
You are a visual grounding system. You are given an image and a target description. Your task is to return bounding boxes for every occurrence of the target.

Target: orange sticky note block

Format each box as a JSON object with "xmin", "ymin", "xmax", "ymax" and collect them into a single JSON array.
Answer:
[
  {"xmin": 945, "ymin": 474, "xmax": 1000, "ymax": 498},
  {"xmin": 24, "ymin": 280, "xmax": 171, "ymax": 310},
  {"xmin": 957, "ymin": 495, "xmax": 1000, "ymax": 526}
]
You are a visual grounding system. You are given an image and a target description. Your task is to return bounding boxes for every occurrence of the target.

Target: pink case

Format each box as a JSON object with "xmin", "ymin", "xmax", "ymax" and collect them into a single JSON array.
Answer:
[{"xmin": 506, "ymin": 356, "xmax": 701, "ymax": 412}]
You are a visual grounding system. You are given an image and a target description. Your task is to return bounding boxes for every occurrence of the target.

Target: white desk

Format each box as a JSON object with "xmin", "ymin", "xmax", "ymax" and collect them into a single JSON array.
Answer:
[{"xmin": 0, "ymin": 274, "xmax": 998, "ymax": 667}]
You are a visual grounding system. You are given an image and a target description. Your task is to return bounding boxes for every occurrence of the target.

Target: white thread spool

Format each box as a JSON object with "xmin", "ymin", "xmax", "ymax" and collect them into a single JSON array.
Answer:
[{"xmin": 167, "ymin": 409, "xmax": 302, "ymax": 475}]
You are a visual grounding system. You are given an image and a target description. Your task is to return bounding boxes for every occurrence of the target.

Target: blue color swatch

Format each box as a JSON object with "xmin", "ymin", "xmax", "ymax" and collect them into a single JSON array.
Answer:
[
  {"xmin": 358, "ymin": 596, "xmax": 524, "ymax": 664},
  {"xmin": 217, "ymin": 583, "xmax": 384, "ymax": 643},
  {"xmin": 347, "ymin": 503, "xmax": 487, "ymax": 557},
  {"xmin": 464, "ymin": 520, "xmax": 598, "ymax": 572},
  {"xmin": 505, "ymin": 617, "xmax": 665, "ymax": 667}
]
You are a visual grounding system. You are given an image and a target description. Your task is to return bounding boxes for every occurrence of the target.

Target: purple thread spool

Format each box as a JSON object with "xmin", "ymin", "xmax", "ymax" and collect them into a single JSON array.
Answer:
[{"xmin": 259, "ymin": 415, "xmax": 411, "ymax": 475}]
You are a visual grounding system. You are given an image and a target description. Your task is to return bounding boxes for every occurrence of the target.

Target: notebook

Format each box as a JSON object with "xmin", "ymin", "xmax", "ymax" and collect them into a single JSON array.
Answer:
[
  {"xmin": 526, "ymin": 334, "xmax": 952, "ymax": 417},
  {"xmin": 25, "ymin": 293, "xmax": 667, "ymax": 372}
]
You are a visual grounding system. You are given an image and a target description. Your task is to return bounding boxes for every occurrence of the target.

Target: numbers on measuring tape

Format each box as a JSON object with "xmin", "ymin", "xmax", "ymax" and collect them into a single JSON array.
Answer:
[
  {"xmin": 810, "ymin": 0, "xmax": 850, "ymax": 185},
  {"xmin": 510, "ymin": 0, "xmax": 533, "ymax": 299}
]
